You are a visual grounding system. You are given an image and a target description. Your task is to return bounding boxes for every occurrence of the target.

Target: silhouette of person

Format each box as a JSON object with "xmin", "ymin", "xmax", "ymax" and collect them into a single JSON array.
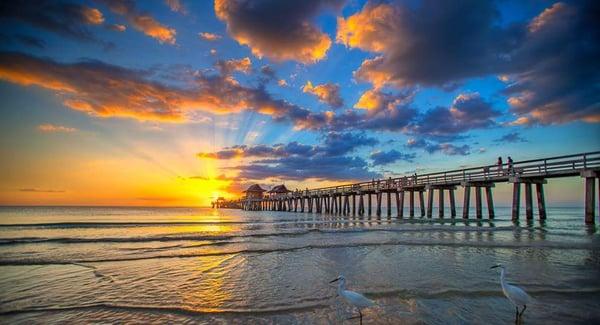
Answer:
[{"xmin": 497, "ymin": 157, "xmax": 503, "ymax": 176}]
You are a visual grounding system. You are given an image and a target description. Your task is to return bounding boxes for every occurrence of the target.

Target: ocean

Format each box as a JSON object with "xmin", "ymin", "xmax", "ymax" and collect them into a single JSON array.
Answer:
[{"xmin": 0, "ymin": 206, "xmax": 599, "ymax": 324}]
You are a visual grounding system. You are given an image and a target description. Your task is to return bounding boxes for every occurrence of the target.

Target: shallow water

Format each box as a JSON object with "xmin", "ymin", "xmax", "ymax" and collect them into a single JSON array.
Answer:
[{"xmin": 0, "ymin": 206, "xmax": 599, "ymax": 324}]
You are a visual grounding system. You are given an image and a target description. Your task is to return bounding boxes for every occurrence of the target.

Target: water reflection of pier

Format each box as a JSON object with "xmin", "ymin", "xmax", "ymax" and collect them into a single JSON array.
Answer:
[{"xmin": 237, "ymin": 152, "xmax": 599, "ymax": 224}]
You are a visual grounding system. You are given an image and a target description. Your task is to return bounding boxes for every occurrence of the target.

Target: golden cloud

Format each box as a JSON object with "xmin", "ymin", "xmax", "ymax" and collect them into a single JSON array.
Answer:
[
  {"xmin": 214, "ymin": 0, "xmax": 342, "ymax": 64},
  {"xmin": 199, "ymin": 32, "xmax": 221, "ymax": 41},
  {"xmin": 302, "ymin": 81, "xmax": 343, "ymax": 108},
  {"xmin": 38, "ymin": 123, "xmax": 78, "ymax": 133},
  {"xmin": 81, "ymin": 7, "xmax": 105, "ymax": 25}
]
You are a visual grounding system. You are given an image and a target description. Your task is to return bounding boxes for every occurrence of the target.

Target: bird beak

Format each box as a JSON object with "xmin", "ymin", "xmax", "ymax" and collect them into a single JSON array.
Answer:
[
  {"xmin": 329, "ymin": 278, "xmax": 339, "ymax": 283},
  {"xmin": 490, "ymin": 265, "xmax": 499, "ymax": 269}
]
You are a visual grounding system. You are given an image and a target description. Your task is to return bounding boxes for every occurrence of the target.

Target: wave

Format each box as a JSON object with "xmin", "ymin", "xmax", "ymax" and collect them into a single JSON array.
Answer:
[
  {"xmin": 0, "ymin": 300, "xmax": 332, "ymax": 317},
  {"xmin": 0, "ymin": 225, "xmax": 519, "ymax": 245},
  {"xmin": 0, "ymin": 238, "xmax": 595, "ymax": 266}
]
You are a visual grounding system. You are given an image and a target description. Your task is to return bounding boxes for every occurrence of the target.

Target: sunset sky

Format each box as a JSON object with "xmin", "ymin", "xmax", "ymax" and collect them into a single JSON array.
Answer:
[{"xmin": 0, "ymin": 0, "xmax": 598, "ymax": 207}]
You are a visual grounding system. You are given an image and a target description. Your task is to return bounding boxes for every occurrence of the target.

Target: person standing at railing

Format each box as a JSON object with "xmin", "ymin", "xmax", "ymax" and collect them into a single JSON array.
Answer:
[
  {"xmin": 507, "ymin": 156, "xmax": 514, "ymax": 175},
  {"xmin": 497, "ymin": 157, "xmax": 503, "ymax": 176}
]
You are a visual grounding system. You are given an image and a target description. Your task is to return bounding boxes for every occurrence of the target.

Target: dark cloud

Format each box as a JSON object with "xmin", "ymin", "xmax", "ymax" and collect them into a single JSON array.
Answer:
[
  {"xmin": 0, "ymin": 33, "xmax": 46, "ymax": 48},
  {"xmin": 303, "ymin": 81, "xmax": 344, "ymax": 108},
  {"xmin": 199, "ymin": 132, "xmax": 380, "ymax": 181},
  {"xmin": 339, "ymin": 0, "xmax": 600, "ymax": 124},
  {"xmin": 198, "ymin": 132, "xmax": 377, "ymax": 159},
  {"xmin": 370, "ymin": 149, "xmax": 415, "ymax": 165},
  {"xmin": 502, "ymin": 1, "xmax": 600, "ymax": 124},
  {"xmin": 215, "ymin": 0, "xmax": 345, "ymax": 63},
  {"xmin": 339, "ymin": 0, "xmax": 514, "ymax": 88},
  {"xmin": 408, "ymin": 93, "xmax": 499, "ymax": 138},
  {"xmin": 235, "ymin": 155, "xmax": 380, "ymax": 181},
  {"xmin": 406, "ymin": 138, "xmax": 470, "ymax": 156},
  {"xmin": 494, "ymin": 132, "xmax": 528, "ymax": 143},
  {"xmin": 0, "ymin": 0, "xmax": 108, "ymax": 44}
]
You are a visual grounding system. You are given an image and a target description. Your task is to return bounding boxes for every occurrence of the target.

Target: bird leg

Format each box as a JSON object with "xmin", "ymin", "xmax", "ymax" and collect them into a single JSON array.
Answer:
[
  {"xmin": 359, "ymin": 310, "xmax": 363, "ymax": 325},
  {"xmin": 515, "ymin": 306, "xmax": 519, "ymax": 323},
  {"xmin": 519, "ymin": 305, "xmax": 527, "ymax": 318}
]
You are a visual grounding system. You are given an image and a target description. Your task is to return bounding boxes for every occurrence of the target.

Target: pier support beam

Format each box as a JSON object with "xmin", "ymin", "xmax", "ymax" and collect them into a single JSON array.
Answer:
[
  {"xmin": 376, "ymin": 192, "xmax": 382, "ymax": 217},
  {"xmin": 352, "ymin": 194, "xmax": 356, "ymax": 216},
  {"xmin": 427, "ymin": 188, "xmax": 434, "ymax": 218},
  {"xmin": 358, "ymin": 194, "xmax": 364, "ymax": 216},
  {"xmin": 419, "ymin": 191, "xmax": 425, "ymax": 217},
  {"xmin": 536, "ymin": 183, "xmax": 546, "ymax": 220},
  {"xmin": 368, "ymin": 193, "xmax": 372, "ymax": 216},
  {"xmin": 525, "ymin": 183, "xmax": 533, "ymax": 220},
  {"xmin": 387, "ymin": 192, "xmax": 392, "ymax": 217},
  {"xmin": 512, "ymin": 183, "xmax": 520, "ymax": 220},
  {"xmin": 585, "ymin": 176, "xmax": 596, "ymax": 224},
  {"xmin": 485, "ymin": 187, "xmax": 494, "ymax": 219},
  {"xmin": 449, "ymin": 189, "xmax": 456, "ymax": 217},
  {"xmin": 462, "ymin": 186, "xmax": 470, "ymax": 219},
  {"xmin": 475, "ymin": 186, "xmax": 482, "ymax": 219},
  {"xmin": 398, "ymin": 191, "xmax": 404, "ymax": 218},
  {"xmin": 409, "ymin": 191, "xmax": 415, "ymax": 217},
  {"xmin": 438, "ymin": 188, "xmax": 445, "ymax": 218}
]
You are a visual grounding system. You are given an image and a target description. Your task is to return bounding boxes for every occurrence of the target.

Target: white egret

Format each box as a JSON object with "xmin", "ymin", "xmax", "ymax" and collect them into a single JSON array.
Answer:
[
  {"xmin": 330, "ymin": 275, "xmax": 375, "ymax": 324},
  {"xmin": 491, "ymin": 264, "xmax": 531, "ymax": 322}
]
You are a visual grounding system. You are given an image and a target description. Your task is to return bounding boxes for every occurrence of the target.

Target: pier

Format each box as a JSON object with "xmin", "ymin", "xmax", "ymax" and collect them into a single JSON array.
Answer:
[{"xmin": 235, "ymin": 152, "xmax": 600, "ymax": 224}]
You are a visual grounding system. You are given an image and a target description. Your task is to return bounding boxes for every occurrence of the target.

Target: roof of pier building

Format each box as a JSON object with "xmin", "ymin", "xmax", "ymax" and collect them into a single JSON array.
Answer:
[
  {"xmin": 268, "ymin": 184, "xmax": 291, "ymax": 193},
  {"xmin": 244, "ymin": 184, "xmax": 266, "ymax": 193}
]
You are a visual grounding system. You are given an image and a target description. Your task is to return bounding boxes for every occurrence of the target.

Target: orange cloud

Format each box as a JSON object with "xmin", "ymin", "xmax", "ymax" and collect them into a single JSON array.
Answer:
[
  {"xmin": 216, "ymin": 57, "xmax": 252, "ymax": 75},
  {"xmin": 81, "ymin": 7, "xmax": 104, "ymax": 25},
  {"xmin": 303, "ymin": 81, "xmax": 343, "ymax": 108},
  {"xmin": 98, "ymin": 0, "xmax": 176, "ymax": 44},
  {"xmin": 336, "ymin": 2, "xmax": 398, "ymax": 53},
  {"xmin": 108, "ymin": 24, "xmax": 126, "ymax": 32},
  {"xmin": 199, "ymin": 32, "xmax": 221, "ymax": 41},
  {"xmin": 38, "ymin": 123, "xmax": 78, "ymax": 133},
  {"xmin": 528, "ymin": 2, "xmax": 571, "ymax": 33},
  {"xmin": 165, "ymin": 0, "xmax": 187, "ymax": 14},
  {"xmin": 214, "ymin": 0, "xmax": 343, "ymax": 63},
  {"xmin": 0, "ymin": 52, "xmax": 327, "ymax": 127}
]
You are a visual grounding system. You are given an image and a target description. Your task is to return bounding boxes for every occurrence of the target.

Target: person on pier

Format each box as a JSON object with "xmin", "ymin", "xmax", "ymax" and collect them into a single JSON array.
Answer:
[{"xmin": 497, "ymin": 157, "xmax": 503, "ymax": 176}]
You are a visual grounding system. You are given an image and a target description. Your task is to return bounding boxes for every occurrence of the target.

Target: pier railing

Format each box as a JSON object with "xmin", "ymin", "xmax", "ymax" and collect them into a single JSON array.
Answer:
[{"xmin": 269, "ymin": 151, "xmax": 600, "ymax": 198}]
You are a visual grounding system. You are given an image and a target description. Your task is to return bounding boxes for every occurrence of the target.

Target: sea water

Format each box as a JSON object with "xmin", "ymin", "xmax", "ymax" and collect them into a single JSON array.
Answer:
[{"xmin": 0, "ymin": 206, "xmax": 599, "ymax": 324}]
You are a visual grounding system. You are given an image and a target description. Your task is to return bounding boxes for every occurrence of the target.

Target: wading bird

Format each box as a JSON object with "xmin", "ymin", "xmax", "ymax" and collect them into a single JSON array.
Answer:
[
  {"xmin": 330, "ymin": 275, "xmax": 375, "ymax": 324},
  {"xmin": 491, "ymin": 264, "xmax": 531, "ymax": 322}
]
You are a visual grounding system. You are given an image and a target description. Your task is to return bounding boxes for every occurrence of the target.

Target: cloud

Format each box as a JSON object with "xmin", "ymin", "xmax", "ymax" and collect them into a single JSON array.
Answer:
[
  {"xmin": 408, "ymin": 93, "xmax": 499, "ymax": 138},
  {"xmin": 96, "ymin": 0, "xmax": 176, "ymax": 44},
  {"xmin": 278, "ymin": 79, "xmax": 287, "ymax": 87},
  {"xmin": 198, "ymin": 132, "xmax": 377, "ymax": 159},
  {"xmin": 38, "ymin": 123, "xmax": 78, "ymax": 133},
  {"xmin": 0, "ymin": 51, "xmax": 330, "ymax": 125},
  {"xmin": 81, "ymin": 6, "xmax": 104, "ymax": 25},
  {"xmin": 0, "ymin": 34, "xmax": 46, "ymax": 48},
  {"xmin": 494, "ymin": 132, "xmax": 527, "ymax": 143},
  {"xmin": 108, "ymin": 24, "xmax": 126, "ymax": 32},
  {"xmin": 370, "ymin": 149, "xmax": 415, "ymax": 165},
  {"xmin": 501, "ymin": 1, "xmax": 600, "ymax": 124},
  {"xmin": 165, "ymin": 0, "xmax": 186, "ymax": 14},
  {"xmin": 340, "ymin": 0, "xmax": 599, "ymax": 124},
  {"xmin": 234, "ymin": 155, "xmax": 380, "ymax": 181},
  {"xmin": 216, "ymin": 57, "xmax": 252, "ymax": 75},
  {"xmin": 303, "ymin": 81, "xmax": 343, "ymax": 108},
  {"xmin": 19, "ymin": 188, "xmax": 65, "ymax": 193},
  {"xmin": 338, "ymin": 0, "xmax": 512, "ymax": 88},
  {"xmin": 199, "ymin": 132, "xmax": 380, "ymax": 182},
  {"xmin": 214, "ymin": 0, "xmax": 345, "ymax": 63},
  {"xmin": 199, "ymin": 32, "xmax": 221, "ymax": 41},
  {"xmin": 406, "ymin": 138, "xmax": 470, "ymax": 156},
  {"xmin": 0, "ymin": 1, "xmax": 108, "ymax": 43}
]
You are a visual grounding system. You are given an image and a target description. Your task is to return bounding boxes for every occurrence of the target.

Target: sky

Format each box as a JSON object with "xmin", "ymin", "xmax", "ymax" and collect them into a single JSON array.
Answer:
[{"xmin": 0, "ymin": 0, "xmax": 598, "ymax": 207}]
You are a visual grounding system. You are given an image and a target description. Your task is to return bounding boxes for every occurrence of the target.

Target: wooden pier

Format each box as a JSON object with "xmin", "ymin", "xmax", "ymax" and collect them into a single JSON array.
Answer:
[{"xmin": 236, "ymin": 152, "xmax": 600, "ymax": 224}]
